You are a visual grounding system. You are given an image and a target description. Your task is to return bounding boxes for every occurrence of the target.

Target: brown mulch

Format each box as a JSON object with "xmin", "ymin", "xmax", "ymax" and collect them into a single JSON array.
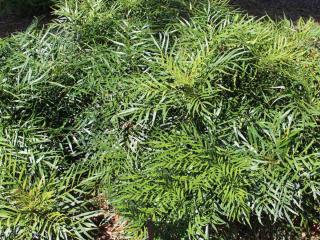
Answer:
[
  {"xmin": 230, "ymin": 0, "xmax": 320, "ymax": 22},
  {"xmin": 91, "ymin": 195, "xmax": 128, "ymax": 240}
]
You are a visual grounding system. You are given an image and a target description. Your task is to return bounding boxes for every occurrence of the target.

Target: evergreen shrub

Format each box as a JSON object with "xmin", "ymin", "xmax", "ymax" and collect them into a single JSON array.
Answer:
[{"xmin": 0, "ymin": 0, "xmax": 319, "ymax": 239}]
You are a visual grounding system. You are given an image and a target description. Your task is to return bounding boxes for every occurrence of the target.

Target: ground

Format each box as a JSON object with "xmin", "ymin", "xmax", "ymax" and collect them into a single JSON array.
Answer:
[
  {"xmin": 0, "ymin": 14, "xmax": 32, "ymax": 37},
  {"xmin": 0, "ymin": 13, "xmax": 51, "ymax": 38},
  {"xmin": 0, "ymin": 0, "xmax": 320, "ymax": 37},
  {"xmin": 230, "ymin": 0, "xmax": 320, "ymax": 21}
]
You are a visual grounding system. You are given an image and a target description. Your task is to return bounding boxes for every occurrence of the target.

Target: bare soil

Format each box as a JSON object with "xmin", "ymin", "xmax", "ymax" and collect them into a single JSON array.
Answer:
[
  {"xmin": 230, "ymin": 0, "xmax": 320, "ymax": 22},
  {"xmin": 0, "ymin": 14, "xmax": 33, "ymax": 38},
  {"xmin": 1, "ymin": 0, "xmax": 320, "ymax": 38},
  {"xmin": 0, "ymin": 12, "xmax": 52, "ymax": 38}
]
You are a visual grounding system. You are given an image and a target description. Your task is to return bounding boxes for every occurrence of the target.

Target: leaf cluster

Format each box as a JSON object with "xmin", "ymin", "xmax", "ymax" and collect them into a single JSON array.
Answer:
[{"xmin": 0, "ymin": 0, "xmax": 319, "ymax": 239}]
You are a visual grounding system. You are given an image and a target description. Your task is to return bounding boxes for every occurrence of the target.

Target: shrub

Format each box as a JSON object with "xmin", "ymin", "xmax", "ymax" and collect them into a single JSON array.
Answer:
[
  {"xmin": 83, "ymin": 1, "xmax": 320, "ymax": 238},
  {"xmin": 0, "ymin": 12, "xmax": 113, "ymax": 240},
  {"xmin": 0, "ymin": 0, "xmax": 319, "ymax": 239}
]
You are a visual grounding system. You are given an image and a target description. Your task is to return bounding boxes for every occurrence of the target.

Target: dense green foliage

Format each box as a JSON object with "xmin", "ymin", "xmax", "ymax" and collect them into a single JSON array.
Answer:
[{"xmin": 0, "ymin": 0, "xmax": 319, "ymax": 239}]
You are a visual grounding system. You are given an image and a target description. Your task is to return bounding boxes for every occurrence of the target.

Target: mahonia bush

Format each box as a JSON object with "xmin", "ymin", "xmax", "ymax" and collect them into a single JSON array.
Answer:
[{"xmin": 0, "ymin": 0, "xmax": 319, "ymax": 239}]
